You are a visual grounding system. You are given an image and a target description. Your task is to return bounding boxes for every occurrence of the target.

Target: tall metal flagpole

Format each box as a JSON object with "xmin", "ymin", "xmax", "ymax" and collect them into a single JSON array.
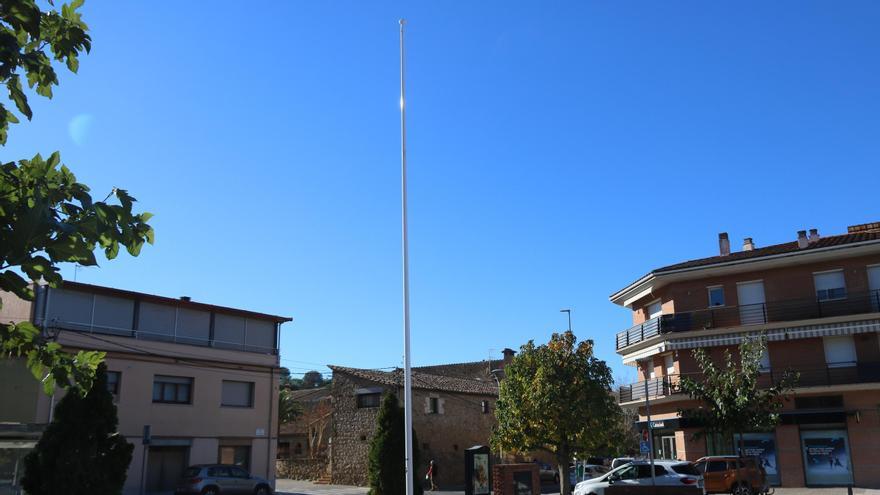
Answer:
[{"xmin": 399, "ymin": 18, "xmax": 415, "ymax": 495}]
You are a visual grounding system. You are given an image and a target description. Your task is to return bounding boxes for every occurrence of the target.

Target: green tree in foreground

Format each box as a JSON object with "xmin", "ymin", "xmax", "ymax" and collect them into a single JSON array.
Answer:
[
  {"xmin": 21, "ymin": 363, "xmax": 134, "ymax": 495},
  {"xmin": 492, "ymin": 331, "xmax": 620, "ymax": 495},
  {"xmin": 679, "ymin": 337, "xmax": 799, "ymax": 454},
  {"xmin": 0, "ymin": 0, "xmax": 153, "ymax": 394},
  {"xmin": 368, "ymin": 392, "xmax": 423, "ymax": 495}
]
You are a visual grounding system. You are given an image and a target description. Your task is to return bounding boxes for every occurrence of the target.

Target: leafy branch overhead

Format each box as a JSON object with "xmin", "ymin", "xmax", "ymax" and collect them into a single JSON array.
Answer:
[
  {"xmin": 0, "ymin": 0, "xmax": 154, "ymax": 395},
  {"xmin": 0, "ymin": 0, "xmax": 91, "ymax": 144}
]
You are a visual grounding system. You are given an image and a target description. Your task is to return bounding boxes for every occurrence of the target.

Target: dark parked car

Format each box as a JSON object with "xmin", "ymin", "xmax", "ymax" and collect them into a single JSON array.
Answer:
[{"xmin": 175, "ymin": 464, "xmax": 273, "ymax": 495}]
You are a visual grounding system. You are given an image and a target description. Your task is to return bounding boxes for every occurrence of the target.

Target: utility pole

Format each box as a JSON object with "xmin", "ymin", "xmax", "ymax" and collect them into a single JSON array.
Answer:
[
  {"xmin": 644, "ymin": 377, "xmax": 656, "ymax": 486},
  {"xmin": 399, "ymin": 18, "xmax": 415, "ymax": 495}
]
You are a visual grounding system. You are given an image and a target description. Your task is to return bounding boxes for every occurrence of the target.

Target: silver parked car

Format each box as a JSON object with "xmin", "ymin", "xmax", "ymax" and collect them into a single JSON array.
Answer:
[{"xmin": 175, "ymin": 464, "xmax": 273, "ymax": 495}]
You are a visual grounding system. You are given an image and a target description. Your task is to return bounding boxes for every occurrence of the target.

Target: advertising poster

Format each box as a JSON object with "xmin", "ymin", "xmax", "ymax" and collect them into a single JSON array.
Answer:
[
  {"xmin": 473, "ymin": 453, "xmax": 490, "ymax": 495},
  {"xmin": 800, "ymin": 430, "xmax": 853, "ymax": 485},
  {"xmin": 741, "ymin": 433, "xmax": 779, "ymax": 485}
]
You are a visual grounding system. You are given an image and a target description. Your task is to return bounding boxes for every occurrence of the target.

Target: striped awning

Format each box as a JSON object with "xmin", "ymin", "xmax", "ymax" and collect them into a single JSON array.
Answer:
[{"xmin": 666, "ymin": 318, "xmax": 880, "ymax": 350}]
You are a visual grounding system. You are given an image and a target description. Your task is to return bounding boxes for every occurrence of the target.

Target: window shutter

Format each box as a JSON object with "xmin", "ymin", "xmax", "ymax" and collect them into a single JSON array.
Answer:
[{"xmin": 823, "ymin": 336, "xmax": 856, "ymax": 367}]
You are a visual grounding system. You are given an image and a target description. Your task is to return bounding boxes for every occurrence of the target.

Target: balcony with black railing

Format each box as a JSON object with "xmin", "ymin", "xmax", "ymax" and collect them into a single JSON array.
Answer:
[
  {"xmin": 616, "ymin": 289, "xmax": 880, "ymax": 350},
  {"xmin": 618, "ymin": 362, "xmax": 880, "ymax": 404}
]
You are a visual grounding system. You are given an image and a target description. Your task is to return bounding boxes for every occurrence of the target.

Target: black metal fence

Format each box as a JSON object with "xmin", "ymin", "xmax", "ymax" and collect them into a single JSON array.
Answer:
[
  {"xmin": 616, "ymin": 289, "xmax": 880, "ymax": 350},
  {"xmin": 618, "ymin": 362, "xmax": 880, "ymax": 404}
]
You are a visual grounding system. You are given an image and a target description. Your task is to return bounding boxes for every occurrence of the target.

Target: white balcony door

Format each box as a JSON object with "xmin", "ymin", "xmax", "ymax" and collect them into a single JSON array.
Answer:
[
  {"xmin": 737, "ymin": 281, "xmax": 766, "ymax": 324},
  {"xmin": 869, "ymin": 265, "xmax": 880, "ymax": 311}
]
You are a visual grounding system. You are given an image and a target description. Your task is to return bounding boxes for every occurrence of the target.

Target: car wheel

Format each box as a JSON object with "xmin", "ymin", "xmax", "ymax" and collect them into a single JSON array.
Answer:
[
  {"xmin": 255, "ymin": 486, "xmax": 271, "ymax": 495},
  {"xmin": 201, "ymin": 488, "xmax": 219, "ymax": 495},
  {"xmin": 732, "ymin": 483, "xmax": 753, "ymax": 495}
]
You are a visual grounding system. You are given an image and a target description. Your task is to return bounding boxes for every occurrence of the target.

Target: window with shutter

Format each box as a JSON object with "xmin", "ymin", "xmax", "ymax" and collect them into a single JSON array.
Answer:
[
  {"xmin": 221, "ymin": 380, "xmax": 254, "ymax": 407},
  {"xmin": 814, "ymin": 270, "xmax": 847, "ymax": 301},
  {"xmin": 823, "ymin": 336, "xmax": 856, "ymax": 368}
]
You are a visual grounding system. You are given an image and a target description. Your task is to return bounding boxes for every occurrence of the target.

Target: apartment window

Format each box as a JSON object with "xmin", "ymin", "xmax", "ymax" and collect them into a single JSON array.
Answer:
[
  {"xmin": 428, "ymin": 397, "xmax": 439, "ymax": 414},
  {"xmin": 106, "ymin": 371, "xmax": 121, "ymax": 396},
  {"xmin": 814, "ymin": 270, "xmax": 847, "ymax": 301},
  {"xmin": 221, "ymin": 380, "xmax": 254, "ymax": 408},
  {"xmin": 152, "ymin": 375, "xmax": 193, "ymax": 404},
  {"xmin": 647, "ymin": 301, "xmax": 663, "ymax": 319},
  {"xmin": 357, "ymin": 393, "xmax": 381, "ymax": 408},
  {"xmin": 823, "ymin": 336, "xmax": 856, "ymax": 368},
  {"xmin": 758, "ymin": 348, "xmax": 771, "ymax": 372},
  {"xmin": 708, "ymin": 286, "xmax": 725, "ymax": 307},
  {"xmin": 219, "ymin": 445, "xmax": 251, "ymax": 471}
]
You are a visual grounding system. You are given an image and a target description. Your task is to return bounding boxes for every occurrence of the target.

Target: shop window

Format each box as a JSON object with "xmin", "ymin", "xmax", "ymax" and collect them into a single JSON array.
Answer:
[{"xmin": 219, "ymin": 445, "xmax": 251, "ymax": 472}]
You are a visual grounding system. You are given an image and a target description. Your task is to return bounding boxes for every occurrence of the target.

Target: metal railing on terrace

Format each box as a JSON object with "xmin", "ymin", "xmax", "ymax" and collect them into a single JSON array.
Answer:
[
  {"xmin": 616, "ymin": 289, "xmax": 880, "ymax": 350},
  {"xmin": 618, "ymin": 362, "xmax": 880, "ymax": 404}
]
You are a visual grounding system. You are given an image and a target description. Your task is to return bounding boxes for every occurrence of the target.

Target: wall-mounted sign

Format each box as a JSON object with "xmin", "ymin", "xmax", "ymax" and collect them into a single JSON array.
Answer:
[{"xmin": 650, "ymin": 421, "xmax": 665, "ymax": 428}]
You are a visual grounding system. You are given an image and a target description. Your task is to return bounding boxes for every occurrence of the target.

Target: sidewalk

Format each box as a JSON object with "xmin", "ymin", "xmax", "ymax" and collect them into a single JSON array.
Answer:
[{"xmin": 274, "ymin": 480, "xmax": 880, "ymax": 495}]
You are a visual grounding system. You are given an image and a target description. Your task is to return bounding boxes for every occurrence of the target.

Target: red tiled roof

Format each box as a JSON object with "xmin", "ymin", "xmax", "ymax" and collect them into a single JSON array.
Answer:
[
  {"xmin": 653, "ymin": 232, "xmax": 880, "ymax": 273},
  {"xmin": 328, "ymin": 365, "xmax": 498, "ymax": 396}
]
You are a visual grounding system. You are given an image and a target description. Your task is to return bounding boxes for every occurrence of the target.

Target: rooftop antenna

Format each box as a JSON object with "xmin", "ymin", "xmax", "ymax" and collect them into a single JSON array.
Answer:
[{"xmin": 399, "ymin": 18, "xmax": 415, "ymax": 495}]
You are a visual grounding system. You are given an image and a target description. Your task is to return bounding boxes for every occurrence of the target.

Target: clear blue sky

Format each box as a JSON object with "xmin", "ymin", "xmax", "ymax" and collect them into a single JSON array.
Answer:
[{"xmin": 5, "ymin": 1, "xmax": 880, "ymax": 384}]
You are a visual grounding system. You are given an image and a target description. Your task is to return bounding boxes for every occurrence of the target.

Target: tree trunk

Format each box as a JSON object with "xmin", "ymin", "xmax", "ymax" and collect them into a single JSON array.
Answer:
[{"xmin": 557, "ymin": 450, "xmax": 572, "ymax": 495}]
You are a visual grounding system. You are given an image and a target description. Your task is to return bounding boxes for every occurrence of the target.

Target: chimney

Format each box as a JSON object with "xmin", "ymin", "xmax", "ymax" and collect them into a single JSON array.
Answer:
[
  {"xmin": 502, "ymin": 348, "xmax": 516, "ymax": 365},
  {"xmin": 180, "ymin": 296, "xmax": 191, "ymax": 302},
  {"xmin": 718, "ymin": 233, "xmax": 730, "ymax": 256},
  {"xmin": 797, "ymin": 230, "xmax": 808, "ymax": 249},
  {"xmin": 847, "ymin": 221, "xmax": 880, "ymax": 234},
  {"xmin": 743, "ymin": 237, "xmax": 755, "ymax": 251},
  {"xmin": 808, "ymin": 228, "xmax": 820, "ymax": 244}
]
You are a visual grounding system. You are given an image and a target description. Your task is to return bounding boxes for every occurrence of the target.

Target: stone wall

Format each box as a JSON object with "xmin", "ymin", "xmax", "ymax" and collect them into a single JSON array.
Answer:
[
  {"xmin": 329, "ymin": 372, "xmax": 498, "ymax": 488},
  {"xmin": 276, "ymin": 457, "xmax": 328, "ymax": 481}
]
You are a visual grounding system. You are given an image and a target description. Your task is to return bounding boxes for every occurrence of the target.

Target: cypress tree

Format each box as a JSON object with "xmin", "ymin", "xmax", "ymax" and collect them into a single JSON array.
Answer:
[
  {"xmin": 21, "ymin": 363, "xmax": 134, "ymax": 495},
  {"xmin": 368, "ymin": 392, "xmax": 423, "ymax": 495}
]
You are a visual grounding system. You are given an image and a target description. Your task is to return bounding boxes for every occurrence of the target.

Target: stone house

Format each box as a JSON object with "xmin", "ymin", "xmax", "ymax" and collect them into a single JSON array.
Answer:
[{"xmin": 326, "ymin": 352, "xmax": 514, "ymax": 488}]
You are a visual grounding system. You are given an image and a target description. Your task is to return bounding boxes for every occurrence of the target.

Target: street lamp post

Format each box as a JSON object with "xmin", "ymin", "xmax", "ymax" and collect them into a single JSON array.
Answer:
[{"xmin": 560, "ymin": 309, "xmax": 572, "ymax": 332}]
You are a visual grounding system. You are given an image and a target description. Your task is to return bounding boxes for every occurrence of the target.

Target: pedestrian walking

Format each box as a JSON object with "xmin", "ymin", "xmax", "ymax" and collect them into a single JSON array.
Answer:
[{"xmin": 426, "ymin": 459, "xmax": 437, "ymax": 491}]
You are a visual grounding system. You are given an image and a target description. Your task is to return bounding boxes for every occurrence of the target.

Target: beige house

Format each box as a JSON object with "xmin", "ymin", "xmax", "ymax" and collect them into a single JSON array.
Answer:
[{"xmin": 0, "ymin": 282, "xmax": 291, "ymax": 495}]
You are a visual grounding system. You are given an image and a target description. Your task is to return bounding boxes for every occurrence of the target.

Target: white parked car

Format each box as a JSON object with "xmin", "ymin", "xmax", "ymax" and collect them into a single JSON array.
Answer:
[
  {"xmin": 570, "ymin": 464, "xmax": 610, "ymax": 485},
  {"xmin": 573, "ymin": 460, "xmax": 703, "ymax": 495}
]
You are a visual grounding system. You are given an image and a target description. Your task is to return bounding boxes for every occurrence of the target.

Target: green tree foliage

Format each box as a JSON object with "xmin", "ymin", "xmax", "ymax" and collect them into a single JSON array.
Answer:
[
  {"xmin": 368, "ymin": 392, "xmax": 423, "ymax": 495},
  {"xmin": 492, "ymin": 331, "xmax": 620, "ymax": 495},
  {"xmin": 278, "ymin": 387, "xmax": 302, "ymax": 425},
  {"xmin": 679, "ymin": 336, "xmax": 799, "ymax": 454},
  {"xmin": 21, "ymin": 363, "xmax": 134, "ymax": 495},
  {"xmin": 0, "ymin": 0, "xmax": 153, "ymax": 394}
]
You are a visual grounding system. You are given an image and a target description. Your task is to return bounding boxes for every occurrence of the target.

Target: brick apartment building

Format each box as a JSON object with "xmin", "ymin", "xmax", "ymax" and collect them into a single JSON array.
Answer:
[
  {"xmin": 0, "ymin": 282, "xmax": 291, "ymax": 495},
  {"xmin": 611, "ymin": 221, "xmax": 880, "ymax": 488}
]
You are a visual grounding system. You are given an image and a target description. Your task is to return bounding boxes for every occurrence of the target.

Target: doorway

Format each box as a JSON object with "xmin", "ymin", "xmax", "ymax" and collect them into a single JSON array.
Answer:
[
  {"xmin": 737, "ymin": 281, "xmax": 766, "ymax": 324},
  {"xmin": 868, "ymin": 265, "xmax": 880, "ymax": 311},
  {"xmin": 660, "ymin": 436, "xmax": 677, "ymax": 460},
  {"xmin": 146, "ymin": 446, "xmax": 189, "ymax": 494}
]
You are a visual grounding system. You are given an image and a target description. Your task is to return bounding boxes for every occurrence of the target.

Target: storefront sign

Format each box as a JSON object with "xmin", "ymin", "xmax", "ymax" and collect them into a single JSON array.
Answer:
[
  {"xmin": 800, "ymin": 430, "xmax": 853, "ymax": 486},
  {"xmin": 741, "ymin": 433, "xmax": 779, "ymax": 485}
]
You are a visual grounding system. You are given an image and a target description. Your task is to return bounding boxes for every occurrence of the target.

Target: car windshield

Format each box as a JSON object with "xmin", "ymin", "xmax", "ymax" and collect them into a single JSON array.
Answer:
[
  {"xmin": 182, "ymin": 467, "xmax": 201, "ymax": 478},
  {"xmin": 601, "ymin": 462, "xmax": 634, "ymax": 481}
]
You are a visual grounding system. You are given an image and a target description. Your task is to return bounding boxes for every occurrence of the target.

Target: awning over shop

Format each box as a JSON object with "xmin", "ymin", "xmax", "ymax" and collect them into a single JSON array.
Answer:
[{"xmin": 666, "ymin": 319, "xmax": 880, "ymax": 350}]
